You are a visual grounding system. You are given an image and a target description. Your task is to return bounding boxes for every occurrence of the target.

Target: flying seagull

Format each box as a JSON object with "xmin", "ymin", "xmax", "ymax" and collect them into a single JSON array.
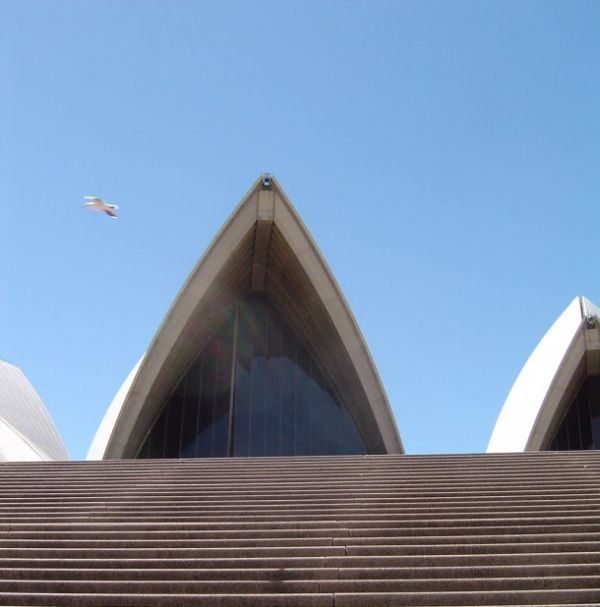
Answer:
[{"xmin": 82, "ymin": 196, "xmax": 119, "ymax": 219}]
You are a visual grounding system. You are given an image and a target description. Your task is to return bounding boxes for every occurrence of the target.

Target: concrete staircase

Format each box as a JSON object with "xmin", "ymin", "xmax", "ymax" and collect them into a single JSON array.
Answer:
[{"xmin": 0, "ymin": 452, "xmax": 599, "ymax": 606}]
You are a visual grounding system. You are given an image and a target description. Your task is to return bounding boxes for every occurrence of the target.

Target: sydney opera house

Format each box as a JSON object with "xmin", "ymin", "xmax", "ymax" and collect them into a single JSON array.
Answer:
[{"xmin": 1, "ymin": 176, "xmax": 599, "ymax": 606}]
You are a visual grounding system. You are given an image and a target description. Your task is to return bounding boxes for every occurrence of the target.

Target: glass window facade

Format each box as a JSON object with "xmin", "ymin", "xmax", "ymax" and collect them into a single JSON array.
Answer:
[
  {"xmin": 547, "ymin": 376, "xmax": 600, "ymax": 450},
  {"xmin": 137, "ymin": 295, "xmax": 367, "ymax": 458}
]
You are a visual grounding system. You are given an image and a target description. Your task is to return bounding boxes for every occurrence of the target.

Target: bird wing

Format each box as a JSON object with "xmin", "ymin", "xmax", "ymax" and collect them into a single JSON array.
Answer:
[
  {"xmin": 84, "ymin": 195, "xmax": 103, "ymax": 202},
  {"xmin": 103, "ymin": 208, "xmax": 118, "ymax": 218}
]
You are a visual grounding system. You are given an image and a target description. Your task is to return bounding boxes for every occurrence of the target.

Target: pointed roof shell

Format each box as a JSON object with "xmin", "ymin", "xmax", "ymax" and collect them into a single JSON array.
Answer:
[
  {"xmin": 0, "ymin": 360, "xmax": 68, "ymax": 460},
  {"xmin": 488, "ymin": 296, "xmax": 600, "ymax": 452},
  {"xmin": 89, "ymin": 177, "xmax": 403, "ymax": 459}
]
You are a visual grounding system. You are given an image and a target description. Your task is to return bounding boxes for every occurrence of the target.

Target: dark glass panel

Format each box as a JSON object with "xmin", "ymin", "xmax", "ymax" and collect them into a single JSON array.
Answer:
[
  {"xmin": 338, "ymin": 404, "xmax": 366, "ymax": 453},
  {"xmin": 232, "ymin": 366, "xmax": 250, "ymax": 456},
  {"xmin": 321, "ymin": 390, "xmax": 336, "ymax": 455},
  {"xmin": 212, "ymin": 415, "xmax": 228, "ymax": 457},
  {"xmin": 191, "ymin": 356, "xmax": 206, "ymax": 457},
  {"xmin": 248, "ymin": 355, "xmax": 266, "ymax": 456},
  {"xmin": 163, "ymin": 381, "xmax": 185, "ymax": 458},
  {"xmin": 265, "ymin": 310, "xmax": 281, "ymax": 456},
  {"xmin": 565, "ymin": 398, "xmax": 581, "ymax": 450},
  {"xmin": 136, "ymin": 293, "xmax": 367, "ymax": 459},
  {"xmin": 147, "ymin": 407, "xmax": 167, "ymax": 458},
  {"xmin": 294, "ymin": 342, "xmax": 312, "ymax": 455},
  {"xmin": 211, "ymin": 318, "xmax": 233, "ymax": 458},
  {"xmin": 279, "ymin": 325, "xmax": 296, "ymax": 456},
  {"xmin": 310, "ymin": 364, "xmax": 327, "ymax": 455},
  {"xmin": 547, "ymin": 375, "xmax": 600, "ymax": 451},
  {"xmin": 195, "ymin": 340, "xmax": 217, "ymax": 458},
  {"xmin": 248, "ymin": 300, "xmax": 267, "ymax": 457},
  {"xmin": 233, "ymin": 304, "xmax": 251, "ymax": 457},
  {"xmin": 231, "ymin": 292, "xmax": 368, "ymax": 458},
  {"xmin": 554, "ymin": 423, "xmax": 568, "ymax": 450},
  {"xmin": 180, "ymin": 359, "xmax": 201, "ymax": 457},
  {"xmin": 578, "ymin": 390, "xmax": 593, "ymax": 449}
]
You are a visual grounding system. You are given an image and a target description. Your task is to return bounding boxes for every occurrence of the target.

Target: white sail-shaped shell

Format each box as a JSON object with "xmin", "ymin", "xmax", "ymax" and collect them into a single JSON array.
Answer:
[
  {"xmin": 0, "ymin": 360, "xmax": 68, "ymax": 461},
  {"xmin": 89, "ymin": 177, "xmax": 402, "ymax": 459},
  {"xmin": 488, "ymin": 296, "xmax": 600, "ymax": 452}
]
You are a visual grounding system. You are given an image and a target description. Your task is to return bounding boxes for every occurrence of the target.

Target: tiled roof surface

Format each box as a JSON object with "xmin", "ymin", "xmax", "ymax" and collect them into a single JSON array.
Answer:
[
  {"xmin": 0, "ymin": 361, "xmax": 67, "ymax": 460},
  {"xmin": 0, "ymin": 452, "xmax": 599, "ymax": 605}
]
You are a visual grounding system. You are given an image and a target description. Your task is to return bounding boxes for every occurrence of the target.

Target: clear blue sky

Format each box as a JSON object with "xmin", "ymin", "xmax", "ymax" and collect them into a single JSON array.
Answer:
[{"xmin": 1, "ymin": 0, "xmax": 599, "ymax": 459}]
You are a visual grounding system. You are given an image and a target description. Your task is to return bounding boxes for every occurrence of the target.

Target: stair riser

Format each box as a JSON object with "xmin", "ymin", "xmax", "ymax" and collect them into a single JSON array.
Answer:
[{"xmin": 2, "ymin": 563, "xmax": 600, "ymax": 581}]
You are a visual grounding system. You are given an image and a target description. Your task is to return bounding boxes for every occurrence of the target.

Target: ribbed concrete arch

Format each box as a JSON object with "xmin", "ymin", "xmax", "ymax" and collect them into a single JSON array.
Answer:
[
  {"xmin": 0, "ymin": 360, "xmax": 68, "ymax": 461},
  {"xmin": 488, "ymin": 296, "xmax": 600, "ymax": 452},
  {"xmin": 89, "ymin": 176, "xmax": 403, "ymax": 459}
]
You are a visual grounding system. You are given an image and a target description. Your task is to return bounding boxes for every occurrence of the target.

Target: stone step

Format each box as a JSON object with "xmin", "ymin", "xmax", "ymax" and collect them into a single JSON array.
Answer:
[
  {"xmin": 2, "ymin": 562, "xmax": 599, "ymax": 581},
  {"xmin": 1, "ymin": 550, "xmax": 599, "ymax": 570},
  {"xmin": 3, "ymin": 503, "xmax": 598, "ymax": 515},
  {"xmin": 1, "ymin": 531, "xmax": 599, "ymax": 549},
  {"xmin": 1, "ymin": 479, "xmax": 596, "ymax": 489},
  {"xmin": 0, "ymin": 589, "xmax": 599, "ymax": 607},
  {"xmin": 0, "ymin": 546, "xmax": 348, "ymax": 559},
  {"xmin": 4, "ymin": 514, "xmax": 599, "ymax": 528},
  {"xmin": 4, "ymin": 522, "xmax": 600, "ymax": 540},
  {"xmin": 1, "ymin": 493, "xmax": 599, "ymax": 506},
  {"xmin": 1, "ymin": 471, "xmax": 597, "ymax": 481},
  {"xmin": 1, "ymin": 541, "xmax": 599, "ymax": 559},
  {"xmin": 1, "ymin": 575, "xmax": 599, "ymax": 593},
  {"xmin": 3, "ymin": 496, "xmax": 600, "ymax": 509},
  {"xmin": 333, "ymin": 590, "xmax": 600, "ymax": 607},
  {"xmin": 1, "ymin": 514, "xmax": 597, "ymax": 528}
]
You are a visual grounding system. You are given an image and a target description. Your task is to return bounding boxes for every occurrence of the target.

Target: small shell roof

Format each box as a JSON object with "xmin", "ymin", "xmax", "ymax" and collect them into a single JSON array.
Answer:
[
  {"xmin": 487, "ymin": 296, "xmax": 600, "ymax": 452},
  {"xmin": 0, "ymin": 360, "xmax": 68, "ymax": 460}
]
